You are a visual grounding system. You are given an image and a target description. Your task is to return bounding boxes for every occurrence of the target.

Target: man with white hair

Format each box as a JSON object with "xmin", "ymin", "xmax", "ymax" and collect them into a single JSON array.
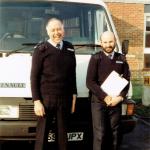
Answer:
[{"xmin": 31, "ymin": 18, "xmax": 77, "ymax": 150}]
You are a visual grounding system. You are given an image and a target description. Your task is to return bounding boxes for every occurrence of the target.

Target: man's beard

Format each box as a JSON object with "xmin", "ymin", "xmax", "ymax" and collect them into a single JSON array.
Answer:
[{"xmin": 103, "ymin": 46, "xmax": 115, "ymax": 53}]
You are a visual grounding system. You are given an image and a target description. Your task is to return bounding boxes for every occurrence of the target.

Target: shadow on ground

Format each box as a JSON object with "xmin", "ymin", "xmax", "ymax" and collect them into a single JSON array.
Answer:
[{"xmin": 120, "ymin": 118, "xmax": 150, "ymax": 150}]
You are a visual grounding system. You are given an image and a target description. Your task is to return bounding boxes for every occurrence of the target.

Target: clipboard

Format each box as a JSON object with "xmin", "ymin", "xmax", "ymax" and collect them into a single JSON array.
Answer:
[{"xmin": 100, "ymin": 70, "xmax": 128, "ymax": 97}]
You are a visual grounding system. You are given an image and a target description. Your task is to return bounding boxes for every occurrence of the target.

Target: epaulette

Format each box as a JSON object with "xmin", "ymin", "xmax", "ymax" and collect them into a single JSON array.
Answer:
[
  {"xmin": 92, "ymin": 51, "xmax": 102, "ymax": 61},
  {"xmin": 66, "ymin": 48, "xmax": 75, "ymax": 52},
  {"xmin": 64, "ymin": 40, "xmax": 75, "ymax": 52},
  {"xmin": 117, "ymin": 53, "xmax": 127, "ymax": 62},
  {"xmin": 34, "ymin": 41, "xmax": 47, "ymax": 51},
  {"xmin": 92, "ymin": 51, "xmax": 100, "ymax": 55}
]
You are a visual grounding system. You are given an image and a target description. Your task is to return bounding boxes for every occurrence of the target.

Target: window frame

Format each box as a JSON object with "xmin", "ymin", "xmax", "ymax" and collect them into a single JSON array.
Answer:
[{"xmin": 144, "ymin": 13, "xmax": 150, "ymax": 69}]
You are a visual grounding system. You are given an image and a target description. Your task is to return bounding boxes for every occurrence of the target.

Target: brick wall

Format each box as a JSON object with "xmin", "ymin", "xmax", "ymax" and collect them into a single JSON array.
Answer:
[{"xmin": 106, "ymin": 2, "xmax": 144, "ymax": 84}]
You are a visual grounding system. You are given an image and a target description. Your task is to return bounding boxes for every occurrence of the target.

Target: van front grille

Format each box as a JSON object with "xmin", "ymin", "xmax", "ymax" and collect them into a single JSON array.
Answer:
[{"xmin": 19, "ymin": 104, "xmax": 37, "ymax": 120}]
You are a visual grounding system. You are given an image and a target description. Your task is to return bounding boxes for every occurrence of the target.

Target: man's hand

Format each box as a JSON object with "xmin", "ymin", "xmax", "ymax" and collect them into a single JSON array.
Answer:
[
  {"xmin": 109, "ymin": 96, "xmax": 123, "ymax": 107},
  {"xmin": 34, "ymin": 100, "xmax": 45, "ymax": 117},
  {"xmin": 71, "ymin": 94, "xmax": 77, "ymax": 114},
  {"xmin": 104, "ymin": 95, "xmax": 112, "ymax": 106}
]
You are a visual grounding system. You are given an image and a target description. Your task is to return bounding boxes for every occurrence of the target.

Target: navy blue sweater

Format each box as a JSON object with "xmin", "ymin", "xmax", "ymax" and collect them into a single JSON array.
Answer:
[
  {"xmin": 86, "ymin": 51, "xmax": 130, "ymax": 101},
  {"xmin": 31, "ymin": 41, "xmax": 77, "ymax": 101}
]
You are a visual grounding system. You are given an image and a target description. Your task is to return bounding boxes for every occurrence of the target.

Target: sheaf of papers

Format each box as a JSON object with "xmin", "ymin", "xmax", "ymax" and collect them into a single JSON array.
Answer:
[{"xmin": 100, "ymin": 70, "xmax": 128, "ymax": 97}]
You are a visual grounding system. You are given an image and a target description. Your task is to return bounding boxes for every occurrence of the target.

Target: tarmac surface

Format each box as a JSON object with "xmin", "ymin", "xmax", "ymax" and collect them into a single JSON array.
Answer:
[
  {"xmin": 120, "ymin": 117, "xmax": 150, "ymax": 150},
  {"xmin": 0, "ymin": 117, "xmax": 149, "ymax": 150}
]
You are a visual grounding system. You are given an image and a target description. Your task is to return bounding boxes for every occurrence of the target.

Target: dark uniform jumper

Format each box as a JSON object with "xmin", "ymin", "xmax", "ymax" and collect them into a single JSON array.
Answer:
[
  {"xmin": 86, "ymin": 51, "xmax": 130, "ymax": 150},
  {"xmin": 31, "ymin": 41, "xmax": 77, "ymax": 150}
]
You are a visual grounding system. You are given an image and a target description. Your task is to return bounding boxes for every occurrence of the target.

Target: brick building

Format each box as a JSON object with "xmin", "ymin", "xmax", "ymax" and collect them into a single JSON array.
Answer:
[{"xmin": 103, "ymin": 0, "xmax": 150, "ymax": 100}]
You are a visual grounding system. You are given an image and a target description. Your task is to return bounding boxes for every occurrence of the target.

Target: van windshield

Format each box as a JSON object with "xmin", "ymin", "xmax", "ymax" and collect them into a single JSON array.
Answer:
[{"xmin": 0, "ymin": 1, "xmax": 110, "ymax": 54}]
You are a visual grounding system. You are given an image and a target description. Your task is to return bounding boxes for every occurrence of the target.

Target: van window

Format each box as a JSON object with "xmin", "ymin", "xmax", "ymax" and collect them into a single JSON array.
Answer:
[{"xmin": 0, "ymin": 2, "xmax": 110, "ymax": 54}]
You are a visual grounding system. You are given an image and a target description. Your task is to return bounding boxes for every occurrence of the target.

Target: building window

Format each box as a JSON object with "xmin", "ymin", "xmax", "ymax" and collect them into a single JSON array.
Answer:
[
  {"xmin": 144, "ymin": 54, "xmax": 150, "ymax": 68},
  {"xmin": 144, "ymin": 14, "xmax": 150, "ymax": 69},
  {"xmin": 145, "ymin": 16, "xmax": 150, "ymax": 48}
]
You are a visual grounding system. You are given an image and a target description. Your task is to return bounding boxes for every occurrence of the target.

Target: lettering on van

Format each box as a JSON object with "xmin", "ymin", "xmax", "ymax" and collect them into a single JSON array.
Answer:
[{"xmin": 0, "ymin": 83, "xmax": 26, "ymax": 88}]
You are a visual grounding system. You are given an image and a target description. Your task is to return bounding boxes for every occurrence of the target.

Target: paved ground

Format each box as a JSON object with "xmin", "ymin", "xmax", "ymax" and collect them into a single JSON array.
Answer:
[
  {"xmin": 0, "ymin": 118, "xmax": 149, "ymax": 150},
  {"xmin": 120, "ymin": 118, "xmax": 150, "ymax": 150}
]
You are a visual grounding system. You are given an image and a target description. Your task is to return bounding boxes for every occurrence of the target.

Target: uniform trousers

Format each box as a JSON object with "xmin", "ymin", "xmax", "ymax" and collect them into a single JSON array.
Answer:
[
  {"xmin": 91, "ymin": 99, "xmax": 122, "ymax": 150},
  {"xmin": 34, "ymin": 95, "xmax": 72, "ymax": 150}
]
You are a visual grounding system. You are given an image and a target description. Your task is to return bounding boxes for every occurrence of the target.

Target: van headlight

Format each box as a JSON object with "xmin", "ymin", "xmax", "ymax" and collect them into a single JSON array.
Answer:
[
  {"xmin": 0, "ymin": 105, "xmax": 19, "ymax": 119},
  {"xmin": 122, "ymin": 99, "xmax": 135, "ymax": 116}
]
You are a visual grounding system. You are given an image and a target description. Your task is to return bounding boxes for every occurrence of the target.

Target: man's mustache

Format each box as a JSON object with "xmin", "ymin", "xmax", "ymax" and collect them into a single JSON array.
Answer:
[{"xmin": 106, "ymin": 46, "xmax": 113, "ymax": 49}]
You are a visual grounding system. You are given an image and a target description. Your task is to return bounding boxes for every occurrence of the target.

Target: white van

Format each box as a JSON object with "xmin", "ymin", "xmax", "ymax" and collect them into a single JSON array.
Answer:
[{"xmin": 0, "ymin": 0, "xmax": 136, "ymax": 145}]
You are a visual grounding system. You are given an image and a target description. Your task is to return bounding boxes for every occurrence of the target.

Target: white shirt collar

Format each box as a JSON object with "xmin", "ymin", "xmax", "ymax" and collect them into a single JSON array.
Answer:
[
  {"xmin": 103, "ymin": 51, "xmax": 114, "ymax": 59},
  {"xmin": 47, "ymin": 39, "xmax": 63, "ymax": 49}
]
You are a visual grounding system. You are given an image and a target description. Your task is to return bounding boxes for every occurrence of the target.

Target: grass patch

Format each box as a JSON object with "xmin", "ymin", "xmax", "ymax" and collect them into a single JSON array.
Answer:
[
  {"xmin": 135, "ymin": 103, "xmax": 150, "ymax": 118},
  {"xmin": 132, "ymin": 84, "xmax": 142, "ymax": 100},
  {"xmin": 131, "ymin": 84, "xmax": 150, "ymax": 117}
]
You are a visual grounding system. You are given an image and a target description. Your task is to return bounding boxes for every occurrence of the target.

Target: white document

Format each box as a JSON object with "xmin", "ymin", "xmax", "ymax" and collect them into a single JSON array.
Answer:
[{"xmin": 100, "ymin": 70, "xmax": 128, "ymax": 97}]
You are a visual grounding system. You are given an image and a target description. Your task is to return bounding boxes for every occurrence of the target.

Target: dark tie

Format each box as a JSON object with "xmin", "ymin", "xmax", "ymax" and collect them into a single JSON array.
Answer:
[
  {"xmin": 56, "ymin": 43, "xmax": 61, "ymax": 50},
  {"xmin": 108, "ymin": 54, "xmax": 112, "ymax": 59}
]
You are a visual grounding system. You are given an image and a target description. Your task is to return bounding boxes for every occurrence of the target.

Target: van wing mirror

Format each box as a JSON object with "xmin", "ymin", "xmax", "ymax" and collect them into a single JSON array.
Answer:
[{"xmin": 122, "ymin": 40, "xmax": 129, "ymax": 55}]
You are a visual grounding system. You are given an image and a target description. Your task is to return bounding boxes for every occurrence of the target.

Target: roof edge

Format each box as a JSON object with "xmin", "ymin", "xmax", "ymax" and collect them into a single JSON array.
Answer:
[{"xmin": 103, "ymin": 0, "xmax": 150, "ymax": 4}]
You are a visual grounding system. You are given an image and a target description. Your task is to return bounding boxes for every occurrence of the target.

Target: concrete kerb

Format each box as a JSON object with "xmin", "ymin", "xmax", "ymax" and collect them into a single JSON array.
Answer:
[{"xmin": 135, "ymin": 114, "xmax": 150, "ymax": 126}]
